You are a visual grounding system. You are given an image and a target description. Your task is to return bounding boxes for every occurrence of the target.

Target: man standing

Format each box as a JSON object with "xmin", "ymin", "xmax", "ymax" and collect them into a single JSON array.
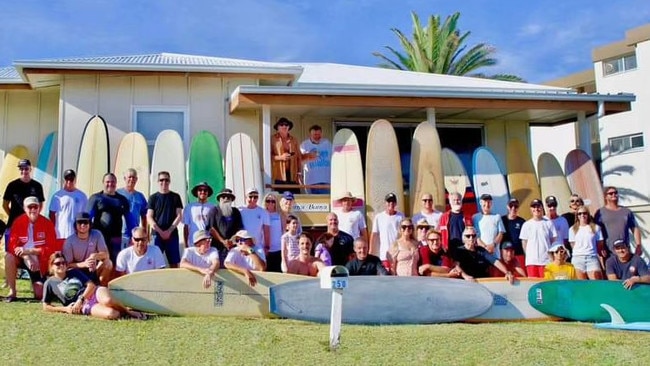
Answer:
[
  {"xmin": 300, "ymin": 124, "xmax": 331, "ymax": 194},
  {"xmin": 183, "ymin": 182, "xmax": 215, "ymax": 247},
  {"xmin": 472, "ymin": 194, "xmax": 505, "ymax": 257},
  {"xmin": 370, "ymin": 193, "xmax": 405, "ymax": 268},
  {"xmin": 595, "ymin": 186, "xmax": 642, "ymax": 256},
  {"xmin": 115, "ymin": 227, "xmax": 167, "ymax": 276},
  {"xmin": 49, "ymin": 169, "xmax": 88, "ymax": 249},
  {"xmin": 334, "ymin": 192, "xmax": 367, "ymax": 241},
  {"xmin": 325, "ymin": 212, "xmax": 354, "ymax": 266},
  {"xmin": 412, "ymin": 192, "xmax": 443, "ymax": 229},
  {"xmin": 606, "ymin": 239, "xmax": 650, "ymax": 290},
  {"xmin": 519, "ymin": 199, "xmax": 557, "ymax": 278},
  {"xmin": 239, "ymin": 188, "xmax": 270, "ymax": 255},
  {"xmin": 116, "ymin": 168, "xmax": 148, "ymax": 245},
  {"xmin": 86, "ymin": 173, "xmax": 130, "ymax": 265},
  {"xmin": 438, "ymin": 192, "xmax": 470, "ymax": 254},
  {"xmin": 501, "ymin": 198, "xmax": 526, "ymax": 266},
  {"xmin": 561, "ymin": 194, "xmax": 583, "ymax": 227},
  {"xmin": 147, "ymin": 171, "xmax": 183, "ymax": 268},
  {"xmin": 271, "ymin": 117, "xmax": 301, "ymax": 194},
  {"xmin": 3, "ymin": 159, "xmax": 45, "ymax": 250},
  {"xmin": 545, "ymin": 196, "xmax": 570, "ymax": 249},
  {"xmin": 207, "ymin": 188, "xmax": 244, "ymax": 264},
  {"xmin": 62, "ymin": 212, "xmax": 112, "ymax": 286}
]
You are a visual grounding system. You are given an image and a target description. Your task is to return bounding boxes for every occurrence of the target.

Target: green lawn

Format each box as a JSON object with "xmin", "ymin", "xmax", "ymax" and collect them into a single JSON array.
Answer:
[{"xmin": 2, "ymin": 278, "xmax": 650, "ymax": 365}]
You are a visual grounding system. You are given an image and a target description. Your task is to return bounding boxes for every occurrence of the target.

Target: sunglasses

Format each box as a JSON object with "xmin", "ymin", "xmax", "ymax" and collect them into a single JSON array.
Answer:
[
  {"xmin": 133, "ymin": 237, "xmax": 147, "ymax": 242},
  {"xmin": 607, "ymin": 191, "xmax": 618, "ymax": 195},
  {"xmin": 464, "ymin": 234, "xmax": 477, "ymax": 238},
  {"xmin": 547, "ymin": 204, "xmax": 557, "ymax": 208},
  {"xmin": 53, "ymin": 261, "xmax": 66, "ymax": 266},
  {"xmin": 236, "ymin": 238, "xmax": 251, "ymax": 243},
  {"xmin": 159, "ymin": 178, "xmax": 170, "ymax": 182},
  {"xmin": 570, "ymin": 199, "xmax": 579, "ymax": 203},
  {"xmin": 248, "ymin": 195, "xmax": 259, "ymax": 199},
  {"xmin": 265, "ymin": 200, "xmax": 276, "ymax": 203},
  {"xmin": 427, "ymin": 238, "xmax": 440, "ymax": 242},
  {"xmin": 417, "ymin": 226, "xmax": 429, "ymax": 230},
  {"xmin": 278, "ymin": 123, "xmax": 290, "ymax": 127},
  {"xmin": 27, "ymin": 204, "xmax": 39, "ymax": 210},
  {"xmin": 401, "ymin": 225, "xmax": 414, "ymax": 230},
  {"xmin": 577, "ymin": 212, "xmax": 589, "ymax": 216},
  {"xmin": 76, "ymin": 220, "xmax": 90, "ymax": 225},
  {"xmin": 422, "ymin": 199, "xmax": 433, "ymax": 202}
]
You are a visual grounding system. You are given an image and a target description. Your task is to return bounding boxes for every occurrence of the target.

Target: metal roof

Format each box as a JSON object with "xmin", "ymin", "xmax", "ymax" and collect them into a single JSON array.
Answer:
[{"xmin": 0, "ymin": 66, "xmax": 25, "ymax": 84}]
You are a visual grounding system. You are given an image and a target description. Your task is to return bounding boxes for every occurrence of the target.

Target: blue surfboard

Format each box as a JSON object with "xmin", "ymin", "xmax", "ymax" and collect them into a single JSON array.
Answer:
[
  {"xmin": 595, "ymin": 304, "xmax": 650, "ymax": 332},
  {"xmin": 34, "ymin": 132, "xmax": 58, "ymax": 214}
]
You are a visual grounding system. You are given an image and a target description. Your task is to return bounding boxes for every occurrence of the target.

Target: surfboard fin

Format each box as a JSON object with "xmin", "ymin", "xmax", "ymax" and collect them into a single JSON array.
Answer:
[{"xmin": 600, "ymin": 303, "xmax": 626, "ymax": 325}]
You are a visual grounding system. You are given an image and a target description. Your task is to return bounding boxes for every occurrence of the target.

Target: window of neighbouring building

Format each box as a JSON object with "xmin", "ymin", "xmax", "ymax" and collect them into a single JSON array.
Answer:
[
  {"xmin": 609, "ymin": 132, "xmax": 644, "ymax": 156},
  {"xmin": 603, "ymin": 53, "xmax": 638, "ymax": 76},
  {"xmin": 133, "ymin": 107, "xmax": 189, "ymax": 163}
]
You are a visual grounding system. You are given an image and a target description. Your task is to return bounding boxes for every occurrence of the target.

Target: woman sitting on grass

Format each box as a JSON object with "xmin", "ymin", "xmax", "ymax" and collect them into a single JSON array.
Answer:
[{"xmin": 42, "ymin": 251, "xmax": 146, "ymax": 320}]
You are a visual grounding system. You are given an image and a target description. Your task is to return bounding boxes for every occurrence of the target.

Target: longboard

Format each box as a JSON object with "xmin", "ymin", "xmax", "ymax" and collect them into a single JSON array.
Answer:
[
  {"xmin": 224, "ymin": 133, "xmax": 259, "ymax": 208},
  {"xmin": 472, "ymin": 147, "xmax": 509, "ymax": 216},
  {"xmin": 150, "ymin": 130, "xmax": 187, "ymax": 206},
  {"xmin": 441, "ymin": 148, "xmax": 470, "ymax": 199},
  {"xmin": 330, "ymin": 128, "xmax": 365, "ymax": 214},
  {"xmin": 270, "ymin": 276, "xmax": 492, "ymax": 324},
  {"xmin": 506, "ymin": 139, "xmax": 541, "ymax": 220},
  {"xmin": 595, "ymin": 304, "xmax": 650, "ymax": 332},
  {"xmin": 34, "ymin": 132, "xmax": 58, "ymax": 215},
  {"xmin": 410, "ymin": 122, "xmax": 445, "ymax": 214},
  {"xmin": 564, "ymin": 149, "xmax": 604, "ymax": 216},
  {"xmin": 108, "ymin": 268, "xmax": 308, "ymax": 317},
  {"xmin": 0, "ymin": 145, "xmax": 32, "ymax": 222},
  {"xmin": 76, "ymin": 116, "xmax": 110, "ymax": 196},
  {"xmin": 528, "ymin": 280, "xmax": 650, "ymax": 322},
  {"xmin": 114, "ymin": 132, "xmax": 150, "ymax": 197},
  {"xmin": 537, "ymin": 152, "xmax": 572, "ymax": 215}
]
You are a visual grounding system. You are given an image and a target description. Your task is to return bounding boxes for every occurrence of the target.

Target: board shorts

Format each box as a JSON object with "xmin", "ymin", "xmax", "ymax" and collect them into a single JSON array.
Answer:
[
  {"xmin": 81, "ymin": 288, "xmax": 99, "ymax": 316},
  {"xmin": 18, "ymin": 257, "xmax": 44, "ymax": 283},
  {"xmin": 526, "ymin": 265, "xmax": 545, "ymax": 278}
]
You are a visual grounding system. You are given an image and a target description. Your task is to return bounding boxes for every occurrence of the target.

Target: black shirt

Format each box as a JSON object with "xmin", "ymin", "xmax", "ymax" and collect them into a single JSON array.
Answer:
[
  {"xmin": 3, "ymin": 178, "xmax": 45, "ymax": 226},
  {"xmin": 147, "ymin": 191, "xmax": 183, "ymax": 233},
  {"xmin": 561, "ymin": 212, "xmax": 576, "ymax": 228},
  {"xmin": 329, "ymin": 230, "xmax": 354, "ymax": 266},
  {"xmin": 87, "ymin": 191, "xmax": 130, "ymax": 240},
  {"xmin": 501, "ymin": 215, "xmax": 526, "ymax": 255},
  {"xmin": 453, "ymin": 247, "xmax": 497, "ymax": 278},
  {"xmin": 207, "ymin": 206, "xmax": 243, "ymax": 250},
  {"xmin": 346, "ymin": 254, "xmax": 388, "ymax": 276}
]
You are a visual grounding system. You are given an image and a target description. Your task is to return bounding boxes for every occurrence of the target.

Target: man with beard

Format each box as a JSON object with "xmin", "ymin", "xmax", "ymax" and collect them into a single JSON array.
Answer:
[
  {"xmin": 439, "ymin": 192, "xmax": 471, "ymax": 254},
  {"xmin": 595, "ymin": 186, "xmax": 642, "ymax": 256},
  {"xmin": 207, "ymin": 188, "xmax": 243, "ymax": 264}
]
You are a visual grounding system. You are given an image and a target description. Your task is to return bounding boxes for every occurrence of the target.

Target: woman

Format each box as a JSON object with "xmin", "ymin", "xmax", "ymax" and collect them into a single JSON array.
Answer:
[
  {"xmin": 544, "ymin": 243, "xmax": 577, "ymax": 280},
  {"xmin": 314, "ymin": 232, "xmax": 334, "ymax": 266},
  {"xmin": 263, "ymin": 192, "xmax": 283, "ymax": 272},
  {"xmin": 42, "ymin": 251, "xmax": 145, "ymax": 320},
  {"xmin": 286, "ymin": 233, "xmax": 325, "ymax": 276},
  {"xmin": 386, "ymin": 219, "xmax": 419, "ymax": 276},
  {"xmin": 568, "ymin": 206, "xmax": 604, "ymax": 279}
]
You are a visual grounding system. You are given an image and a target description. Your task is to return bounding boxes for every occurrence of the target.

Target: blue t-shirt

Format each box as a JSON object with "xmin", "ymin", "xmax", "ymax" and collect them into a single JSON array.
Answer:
[
  {"xmin": 117, "ymin": 188, "xmax": 148, "ymax": 239},
  {"xmin": 606, "ymin": 255, "xmax": 649, "ymax": 281}
]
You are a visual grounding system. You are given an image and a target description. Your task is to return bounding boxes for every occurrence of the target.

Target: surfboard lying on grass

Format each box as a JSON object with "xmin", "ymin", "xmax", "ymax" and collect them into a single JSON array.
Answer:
[{"xmin": 595, "ymin": 304, "xmax": 650, "ymax": 332}]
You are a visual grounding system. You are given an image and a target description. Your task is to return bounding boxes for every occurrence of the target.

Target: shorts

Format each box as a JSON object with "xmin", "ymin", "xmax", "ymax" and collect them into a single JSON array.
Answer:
[
  {"xmin": 153, "ymin": 232, "xmax": 181, "ymax": 265},
  {"xmin": 4, "ymin": 229, "xmax": 10, "ymax": 251},
  {"xmin": 17, "ymin": 257, "xmax": 44, "ymax": 284},
  {"xmin": 78, "ymin": 267, "xmax": 101, "ymax": 285},
  {"xmin": 526, "ymin": 265, "xmax": 545, "ymax": 278},
  {"xmin": 572, "ymin": 255, "xmax": 602, "ymax": 273},
  {"xmin": 81, "ymin": 289, "xmax": 99, "ymax": 315},
  {"xmin": 108, "ymin": 237, "xmax": 123, "ymax": 264}
]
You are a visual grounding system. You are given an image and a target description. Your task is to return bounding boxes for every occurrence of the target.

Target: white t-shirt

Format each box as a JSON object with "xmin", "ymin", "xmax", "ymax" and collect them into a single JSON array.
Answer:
[
  {"xmin": 472, "ymin": 212, "xmax": 505, "ymax": 257},
  {"xmin": 48, "ymin": 189, "xmax": 88, "ymax": 239},
  {"xmin": 412, "ymin": 210, "xmax": 443, "ymax": 230},
  {"xmin": 569, "ymin": 225, "xmax": 603, "ymax": 257},
  {"xmin": 225, "ymin": 246, "xmax": 267, "ymax": 270},
  {"xmin": 371, "ymin": 211, "xmax": 405, "ymax": 260},
  {"xmin": 115, "ymin": 245, "xmax": 167, "ymax": 274},
  {"xmin": 550, "ymin": 216, "xmax": 570, "ymax": 244},
  {"xmin": 183, "ymin": 202, "xmax": 215, "ymax": 243},
  {"xmin": 182, "ymin": 246, "xmax": 219, "ymax": 269},
  {"xmin": 268, "ymin": 212, "xmax": 283, "ymax": 252},
  {"xmin": 337, "ymin": 210, "xmax": 367, "ymax": 239},
  {"xmin": 519, "ymin": 218, "xmax": 557, "ymax": 266},
  {"xmin": 239, "ymin": 206, "xmax": 270, "ymax": 246},
  {"xmin": 299, "ymin": 138, "xmax": 332, "ymax": 184}
]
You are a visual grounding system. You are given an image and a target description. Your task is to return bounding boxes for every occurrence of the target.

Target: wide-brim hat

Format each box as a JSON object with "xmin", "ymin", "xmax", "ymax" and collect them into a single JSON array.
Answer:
[
  {"xmin": 273, "ymin": 117, "xmax": 294, "ymax": 130},
  {"xmin": 191, "ymin": 182, "xmax": 214, "ymax": 198},
  {"xmin": 337, "ymin": 191, "xmax": 357, "ymax": 202},
  {"xmin": 216, "ymin": 188, "xmax": 236, "ymax": 201}
]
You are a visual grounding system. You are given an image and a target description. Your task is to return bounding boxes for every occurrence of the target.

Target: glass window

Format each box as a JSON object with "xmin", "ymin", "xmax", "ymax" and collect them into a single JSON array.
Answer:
[
  {"xmin": 134, "ymin": 109, "xmax": 186, "ymax": 163},
  {"xmin": 603, "ymin": 53, "xmax": 637, "ymax": 76},
  {"xmin": 608, "ymin": 133, "xmax": 644, "ymax": 156},
  {"xmin": 624, "ymin": 54, "xmax": 637, "ymax": 71}
]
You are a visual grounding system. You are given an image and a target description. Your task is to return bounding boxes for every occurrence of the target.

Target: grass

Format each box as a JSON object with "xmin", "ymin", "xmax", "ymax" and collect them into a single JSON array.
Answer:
[{"xmin": 3, "ymin": 278, "xmax": 650, "ymax": 365}]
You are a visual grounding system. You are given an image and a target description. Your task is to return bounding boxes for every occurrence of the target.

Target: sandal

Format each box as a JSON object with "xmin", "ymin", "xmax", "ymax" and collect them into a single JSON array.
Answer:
[
  {"xmin": 4, "ymin": 295, "xmax": 17, "ymax": 303},
  {"xmin": 129, "ymin": 310, "xmax": 147, "ymax": 320}
]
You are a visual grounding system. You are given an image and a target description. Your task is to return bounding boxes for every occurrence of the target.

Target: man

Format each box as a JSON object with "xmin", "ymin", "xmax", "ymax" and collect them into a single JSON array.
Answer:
[
  {"xmin": 453, "ymin": 226, "xmax": 515, "ymax": 283},
  {"xmin": 345, "ymin": 238, "xmax": 388, "ymax": 276},
  {"xmin": 114, "ymin": 227, "xmax": 167, "ymax": 276},
  {"xmin": 439, "ymin": 192, "xmax": 470, "ymax": 254},
  {"xmin": 62, "ymin": 212, "xmax": 112, "ymax": 286},
  {"xmin": 561, "ymin": 194, "xmax": 584, "ymax": 227},
  {"xmin": 279, "ymin": 191, "xmax": 302, "ymax": 234},
  {"xmin": 489, "ymin": 242, "xmax": 527, "ymax": 277},
  {"xmin": 207, "ymin": 188, "xmax": 244, "ymax": 264},
  {"xmin": 333, "ymin": 192, "xmax": 367, "ymax": 241},
  {"xmin": 472, "ymin": 194, "xmax": 505, "ymax": 257},
  {"xmin": 239, "ymin": 188, "xmax": 270, "ymax": 255},
  {"xmin": 147, "ymin": 171, "xmax": 184, "ymax": 268},
  {"xmin": 369, "ymin": 192, "xmax": 404, "ymax": 267},
  {"xmin": 86, "ymin": 173, "xmax": 130, "ymax": 264},
  {"xmin": 299, "ymin": 124, "xmax": 331, "ymax": 194},
  {"xmin": 3, "ymin": 159, "xmax": 45, "ymax": 250},
  {"xmin": 286, "ymin": 233, "xmax": 325, "ymax": 276},
  {"xmin": 4, "ymin": 196, "xmax": 56, "ymax": 302},
  {"xmin": 116, "ymin": 168, "xmax": 148, "ymax": 245},
  {"xmin": 545, "ymin": 196, "xmax": 570, "ymax": 249},
  {"xmin": 180, "ymin": 230, "xmax": 220, "ymax": 289},
  {"xmin": 595, "ymin": 186, "xmax": 642, "ymax": 256},
  {"xmin": 606, "ymin": 239, "xmax": 650, "ymax": 290},
  {"xmin": 271, "ymin": 117, "xmax": 301, "ymax": 194},
  {"xmin": 501, "ymin": 198, "xmax": 526, "ymax": 266},
  {"xmin": 183, "ymin": 182, "xmax": 215, "ymax": 247},
  {"xmin": 49, "ymin": 169, "xmax": 88, "ymax": 249},
  {"xmin": 224, "ymin": 230, "xmax": 266, "ymax": 286},
  {"xmin": 412, "ymin": 192, "xmax": 443, "ymax": 230},
  {"xmin": 519, "ymin": 199, "xmax": 557, "ymax": 278},
  {"xmin": 417, "ymin": 229, "xmax": 459, "ymax": 278},
  {"xmin": 325, "ymin": 212, "xmax": 355, "ymax": 266}
]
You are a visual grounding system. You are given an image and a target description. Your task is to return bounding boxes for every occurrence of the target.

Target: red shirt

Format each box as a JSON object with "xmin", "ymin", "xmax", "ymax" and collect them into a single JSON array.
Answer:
[{"xmin": 9, "ymin": 214, "xmax": 59, "ymax": 274}]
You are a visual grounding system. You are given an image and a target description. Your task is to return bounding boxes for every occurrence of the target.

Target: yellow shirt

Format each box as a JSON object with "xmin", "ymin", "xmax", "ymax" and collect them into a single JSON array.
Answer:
[{"xmin": 544, "ymin": 262, "xmax": 577, "ymax": 280}]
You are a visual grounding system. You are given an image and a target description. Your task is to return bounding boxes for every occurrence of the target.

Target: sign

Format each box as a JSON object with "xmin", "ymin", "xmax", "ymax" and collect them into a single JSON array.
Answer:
[
  {"xmin": 331, "ymin": 279, "xmax": 348, "ymax": 290},
  {"xmin": 292, "ymin": 202, "xmax": 330, "ymax": 212}
]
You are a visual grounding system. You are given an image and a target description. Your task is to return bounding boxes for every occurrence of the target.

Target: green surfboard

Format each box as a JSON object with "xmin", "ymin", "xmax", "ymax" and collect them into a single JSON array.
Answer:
[
  {"xmin": 528, "ymin": 280, "xmax": 650, "ymax": 322},
  {"xmin": 188, "ymin": 131, "xmax": 224, "ymax": 204}
]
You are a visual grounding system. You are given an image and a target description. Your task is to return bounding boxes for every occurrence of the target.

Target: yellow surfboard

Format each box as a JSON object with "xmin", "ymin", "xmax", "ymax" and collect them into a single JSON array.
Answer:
[
  {"xmin": 114, "ymin": 132, "xmax": 150, "ymax": 198},
  {"xmin": 410, "ymin": 122, "xmax": 445, "ymax": 214},
  {"xmin": 76, "ymin": 116, "xmax": 110, "ymax": 196},
  {"xmin": 0, "ymin": 145, "xmax": 31, "ymax": 222}
]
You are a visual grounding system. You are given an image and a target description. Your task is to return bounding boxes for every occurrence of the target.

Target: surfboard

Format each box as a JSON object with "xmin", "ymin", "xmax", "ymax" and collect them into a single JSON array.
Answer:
[
  {"xmin": 410, "ymin": 122, "xmax": 445, "ymax": 214},
  {"xmin": 330, "ymin": 128, "xmax": 365, "ymax": 213},
  {"xmin": 270, "ymin": 276, "xmax": 492, "ymax": 324},
  {"xmin": 366, "ymin": 120, "xmax": 403, "ymax": 243},
  {"xmin": 472, "ymin": 147, "xmax": 509, "ymax": 216},
  {"xmin": 190, "ymin": 131, "xmax": 225, "ymax": 205},
  {"xmin": 34, "ymin": 132, "xmax": 58, "ymax": 215},
  {"xmin": 76, "ymin": 115, "xmax": 110, "ymax": 196},
  {"xmin": 528, "ymin": 280, "xmax": 650, "ymax": 322},
  {"xmin": 537, "ymin": 152, "xmax": 572, "ymax": 215},
  {"xmin": 506, "ymin": 139, "xmax": 541, "ymax": 220},
  {"xmin": 468, "ymin": 278, "xmax": 559, "ymax": 322},
  {"xmin": 224, "ymin": 133, "xmax": 259, "ymax": 208},
  {"xmin": 442, "ymin": 148, "xmax": 471, "ymax": 199},
  {"xmin": 108, "ymin": 268, "xmax": 308, "ymax": 317},
  {"xmin": 564, "ymin": 149, "xmax": 604, "ymax": 216},
  {"xmin": 595, "ymin": 304, "xmax": 650, "ymax": 332},
  {"xmin": 150, "ymin": 130, "xmax": 187, "ymax": 206},
  {"xmin": 0, "ymin": 145, "xmax": 31, "ymax": 222},
  {"xmin": 114, "ymin": 132, "xmax": 150, "ymax": 198}
]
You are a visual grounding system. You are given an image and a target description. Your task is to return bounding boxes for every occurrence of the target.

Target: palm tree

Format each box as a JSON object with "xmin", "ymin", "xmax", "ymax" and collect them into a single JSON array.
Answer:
[{"xmin": 373, "ymin": 12, "xmax": 524, "ymax": 82}]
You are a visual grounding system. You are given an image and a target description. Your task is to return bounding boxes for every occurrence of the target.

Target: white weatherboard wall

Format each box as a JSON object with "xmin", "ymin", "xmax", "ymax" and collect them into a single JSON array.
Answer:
[{"xmin": 530, "ymin": 124, "xmax": 576, "ymax": 175}]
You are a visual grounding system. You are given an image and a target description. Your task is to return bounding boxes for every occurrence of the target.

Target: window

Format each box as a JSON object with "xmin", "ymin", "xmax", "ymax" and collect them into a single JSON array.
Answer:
[
  {"xmin": 603, "ymin": 53, "xmax": 637, "ymax": 76},
  {"xmin": 609, "ymin": 133, "xmax": 644, "ymax": 156},
  {"xmin": 133, "ymin": 107, "xmax": 189, "ymax": 163}
]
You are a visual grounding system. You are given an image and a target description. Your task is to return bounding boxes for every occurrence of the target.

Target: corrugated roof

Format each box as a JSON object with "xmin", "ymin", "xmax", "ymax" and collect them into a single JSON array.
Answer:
[{"xmin": 0, "ymin": 66, "xmax": 25, "ymax": 83}]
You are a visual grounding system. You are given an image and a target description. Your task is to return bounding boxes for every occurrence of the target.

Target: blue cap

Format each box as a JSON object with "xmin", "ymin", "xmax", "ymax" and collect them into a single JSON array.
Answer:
[{"xmin": 282, "ymin": 191, "xmax": 295, "ymax": 200}]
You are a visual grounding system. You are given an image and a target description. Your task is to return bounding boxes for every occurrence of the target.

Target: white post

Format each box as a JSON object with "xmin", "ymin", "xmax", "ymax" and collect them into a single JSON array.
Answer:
[
  {"xmin": 329, "ymin": 289, "xmax": 343, "ymax": 350},
  {"xmin": 576, "ymin": 111, "xmax": 591, "ymax": 157},
  {"xmin": 262, "ymin": 105, "xmax": 272, "ymax": 191}
]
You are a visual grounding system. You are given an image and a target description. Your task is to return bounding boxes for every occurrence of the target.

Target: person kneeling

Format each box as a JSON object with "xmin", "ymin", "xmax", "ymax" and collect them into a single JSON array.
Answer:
[
  {"xmin": 544, "ymin": 243, "xmax": 576, "ymax": 280},
  {"xmin": 286, "ymin": 233, "xmax": 324, "ymax": 276},
  {"xmin": 224, "ymin": 230, "xmax": 266, "ymax": 286},
  {"xmin": 180, "ymin": 230, "xmax": 220, "ymax": 288}
]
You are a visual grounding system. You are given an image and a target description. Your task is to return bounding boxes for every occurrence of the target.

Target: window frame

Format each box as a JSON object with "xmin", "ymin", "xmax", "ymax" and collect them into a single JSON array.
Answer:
[{"xmin": 608, "ymin": 132, "xmax": 644, "ymax": 156}]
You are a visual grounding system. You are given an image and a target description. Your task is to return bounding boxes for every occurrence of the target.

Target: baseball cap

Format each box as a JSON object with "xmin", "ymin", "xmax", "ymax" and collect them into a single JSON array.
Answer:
[
  {"xmin": 545, "ymin": 196, "xmax": 558, "ymax": 206},
  {"xmin": 501, "ymin": 241, "xmax": 514, "ymax": 250},
  {"xmin": 192, "ymin": 230, "xmax": 211, "ymax": 244},
  {"xmin": 63, "ymin": 169, "xmax": 76, "ymax": 180},
  {"xmin": 246, "ymin": 188, "xmax": 259, "ymax": 196},
  {"xmin": 282, "ymin": 191, "xmax": 294, "ymax": 200},
  {"xmin": 23, "ymin": 196, "xmax": 39, "ymax": 207},
  {"xmin": 613, "ymin": 239, "xmax": 628, "ymax": 248},
  {"xmin": 75, "ymin": 212, "xmax": 91, "ymax": 222},
  {"xmin": 17, "ymin": 159, "xmax": 31, "ymax": 168},
  {"xmin": 385, "ymin": 192, "xmax": 397, "ymax": 202},
  {"xmin": 530, "ymin": 199, "xmax": 543, "ymax": 207},
  {"xmin": 480, "ymin": 193, "xmax": 492, "ymax": 201},
  {"xmin": 507, "ymin": 198, "xmax": 520, "ymax": 207}
]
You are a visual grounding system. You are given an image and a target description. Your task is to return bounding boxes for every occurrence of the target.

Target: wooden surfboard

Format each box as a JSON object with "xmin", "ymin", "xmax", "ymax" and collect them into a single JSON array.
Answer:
[
  {"xmin": 330, "ymin": 128, "xmax": 365, "ymax": 214},
  {"xmin": 537, "ymin": 152, "xmax": 572, "ymax": 215},
  {"xmin": 34, "ymin": 132, "xmax": 58, "ymax": 215},
  {"xmin": 114, "ymin": 132, "xmax": 150, "ymax": 198},
  {"xmin": 473, "ymin": 147, "xmax": 510, "ymax": 216},
  {"xmin": 76, "ymin": 115, "xmax": 110, "ymax": 196},
  {"xmin": 224, "ymin": 133, "xmax": 259, "ymax": 208},
  {"xmin": 564, "ymin": 149, "xmax": 604, "ymax": 216},
  {"xmin": 108, "ymin": 268, "xmax": 308, "ymax": 317},
  {"xmin": 365, "ymin": 119, "xmax": 403, "ymax": 238},
  {"xmin": 506, "ymin": 139, "xmax": 541, "ymax": 220},
  {"xmin": 410, "ymin": 122, "xmax": 445, "ymax": 214},
  {"xmin": 270, "ymin": 276, "xmax": 493, "ymax": 324},
  {"xmin": 150, "ymin": 130, "xmax": 187, "ymax": 206}
]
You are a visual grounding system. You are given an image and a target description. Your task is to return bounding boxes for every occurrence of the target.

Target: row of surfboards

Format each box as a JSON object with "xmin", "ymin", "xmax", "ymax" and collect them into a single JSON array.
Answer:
[{"xmin": 108, "ymin": 269, "xmax": 649, "ymax": 330}]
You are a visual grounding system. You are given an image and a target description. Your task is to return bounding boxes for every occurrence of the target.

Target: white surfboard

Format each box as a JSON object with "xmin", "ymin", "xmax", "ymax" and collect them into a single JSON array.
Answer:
[
  {"xmin": 472, "ymin": 147, "xmax": 510, "ymax": 216},
  {"xmin": 441, "ymin": 148, "xmax": 471, "ymax": 199},
  {"xmin": 150, "ymin": 130, "xmax": 187, "ymax": 206},
  {"xmin": 225, "ymin": 133, "xmax": 262, "ymax": 208},
  {"xmin": 114, "ymin": 132, "xmax": 150, "ymax": 198},
  {"xmin": 330, "ymin": 128, "xmax": 365, "ymax": 214},
  {"xmin": 76, "ymin": 116, "xmax": 110, "ymax": 196},
  {"xmin": 410, "ymin": 122, "xmax": 445, "ymax": 214}
]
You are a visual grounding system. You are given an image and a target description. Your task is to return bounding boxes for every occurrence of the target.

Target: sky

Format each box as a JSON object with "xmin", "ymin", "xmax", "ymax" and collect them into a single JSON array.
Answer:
[{"xmin": 1, "ymin": 0, "xmax": 649, "ymax": 83}]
